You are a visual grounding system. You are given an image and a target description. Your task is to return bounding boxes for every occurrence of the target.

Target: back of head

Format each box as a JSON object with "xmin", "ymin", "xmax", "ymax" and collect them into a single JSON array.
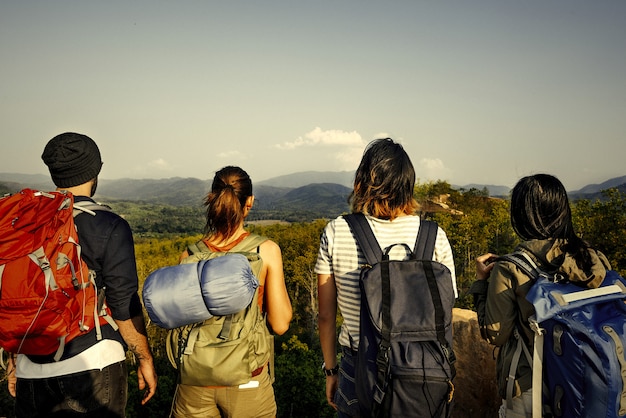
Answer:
[
  {"xmin": 350, "ymin": 138, "xmax": 418, "ymax": 220},
  {"xmin": 510, "ymin": 173, "xmax": 591, "ymax": 269},
  {"xmin": 204, "ymin": 166, "xmax": 252, "ymax": 241},
  {"xmin": 41, "ymin": 132, "xmax": 103, "ymax": 188},
  {"xmin": 510, "ymin": 174, "xmax": 572, "ymax": 240}
]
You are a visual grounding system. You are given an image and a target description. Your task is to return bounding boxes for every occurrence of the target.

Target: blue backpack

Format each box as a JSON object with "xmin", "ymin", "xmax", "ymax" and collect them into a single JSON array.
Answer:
[
  {"xmin": 500, "ymin": 251, "xmax": 626, "ymax": 418},
  {"xmin": 344, "ymin": 214, "xmax": 456, "ymax": 418}
]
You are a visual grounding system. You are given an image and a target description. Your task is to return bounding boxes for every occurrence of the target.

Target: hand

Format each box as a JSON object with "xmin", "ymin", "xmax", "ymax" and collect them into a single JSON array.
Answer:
[
  {"xmin": 6, "ymin": 354, "xmax": 16, "ymax": 397},
  {"xmin": 325, "ymin": 375, "xmax": 338, "ymax": 410},
  {"xmin": 137, "ymin": 358, "xmax": 158, "ymax": 405},
  {"xmin": 476, "ymin": 253, "xmax": 497, "ymax": 280}
]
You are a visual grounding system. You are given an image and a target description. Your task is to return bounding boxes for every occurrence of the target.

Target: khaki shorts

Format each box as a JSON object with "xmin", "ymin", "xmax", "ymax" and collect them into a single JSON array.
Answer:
[{"xmin": 170, "ymin": 364, "xmax": 276, "ymax": 418}]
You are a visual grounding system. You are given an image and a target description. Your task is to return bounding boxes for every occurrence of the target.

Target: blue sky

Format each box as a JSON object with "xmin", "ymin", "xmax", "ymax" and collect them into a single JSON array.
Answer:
[{"xmin": 1, "ymin": 1, "xmax": 625, "ymax": 190}]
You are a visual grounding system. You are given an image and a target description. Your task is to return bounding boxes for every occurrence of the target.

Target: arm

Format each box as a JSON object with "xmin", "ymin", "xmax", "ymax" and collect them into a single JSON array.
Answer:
[
  {"xmin": 260, "ymin": 240, "xmax": 292, "ymax": 335},
  {"xmin": 484, "ymin": 262, "xmax": 519, "ymax": 346},
  {"xmin": 102, "ymin": 218, "xmax": 157, "ymax": 404},
  {"xmin": 116, "ymin": 315, "xmax": 157, "ymax": 405},
  {"xmin": 471, "ymin": 253, "xmax": 497, "ymax": 340},
  {"xmin": 318, "ymin": 273, "xmax": 338, "ymax": 410}
]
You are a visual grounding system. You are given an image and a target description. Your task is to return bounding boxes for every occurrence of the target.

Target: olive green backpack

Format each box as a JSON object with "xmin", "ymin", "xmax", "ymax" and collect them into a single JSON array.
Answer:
[{"xmin": 166, "ymin": 233, "xmax": 274, "ymax": 386}]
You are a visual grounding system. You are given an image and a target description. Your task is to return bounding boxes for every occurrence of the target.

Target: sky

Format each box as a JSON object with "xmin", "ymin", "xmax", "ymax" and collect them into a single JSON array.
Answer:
[{"xmin": 1, "ymin": 1, "xmax": 625, "ymax": 191}]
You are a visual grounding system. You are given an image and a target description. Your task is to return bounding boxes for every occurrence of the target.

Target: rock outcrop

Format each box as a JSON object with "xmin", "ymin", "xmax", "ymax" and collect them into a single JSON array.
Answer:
[{"xmin": 451, "ymin": 308, "xmax": 500, "ymax": 418}]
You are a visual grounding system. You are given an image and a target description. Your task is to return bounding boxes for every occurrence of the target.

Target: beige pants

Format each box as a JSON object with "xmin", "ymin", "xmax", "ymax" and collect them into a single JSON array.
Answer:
[
  {"xmin": 170, "ymin": 364, "xmax": 276, "ymax": 418},
  {"xmin": 499, "ymin": 389, "xmax": 532, "ymax": 418}
]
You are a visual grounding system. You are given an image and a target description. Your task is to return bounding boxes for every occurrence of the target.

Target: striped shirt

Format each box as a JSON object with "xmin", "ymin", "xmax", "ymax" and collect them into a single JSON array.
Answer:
[{"xmin": 315, "ymin": 214, "xmax": 457, "ymax": 350}]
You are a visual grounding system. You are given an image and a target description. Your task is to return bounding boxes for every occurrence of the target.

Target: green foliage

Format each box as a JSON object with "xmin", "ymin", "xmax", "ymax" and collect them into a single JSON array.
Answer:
[
  {"xmin": 414, "ymin": 183, "xmax": 517, "ymax": 309},
  {"xmin": 102, "ymin": 200, "xmax": 205, "ymax": 236},
  {"xmin": 0, "ymin": 373, "xmax": 15, "ymax": 417},
  {"xmin": 0, "ymin": 182, "xmax": 14, "ymax": 196},
  {"xmin": 572, "ymin": 188, "xmax": 626, "ymax": 276},
  {"xmin": 125, "ymin": 356, "xmax": 178, "ymax": 417},
  {"xmin": 274, "ymin": 336, "xmax": 336, "ymax": 418},
  {"xmin": 249, "ymin": 220, "xmax": 328, "ymax": 343}
]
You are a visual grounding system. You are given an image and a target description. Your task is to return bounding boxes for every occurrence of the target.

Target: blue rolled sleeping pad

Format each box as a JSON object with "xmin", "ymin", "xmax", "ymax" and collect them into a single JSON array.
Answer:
[{"xmin": 142, "ymin": 253, "xmax": 259, "ymax": 329}]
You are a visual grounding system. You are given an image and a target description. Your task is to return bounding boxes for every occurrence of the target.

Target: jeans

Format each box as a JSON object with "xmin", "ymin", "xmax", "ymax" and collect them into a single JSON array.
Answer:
[
  {"xmin": 335, "ymin": 347, "xmax": 361, "ymax": 418},
  {"xmin": 15, "ymin": 360, "xmax": 128, "ymax": 418}
]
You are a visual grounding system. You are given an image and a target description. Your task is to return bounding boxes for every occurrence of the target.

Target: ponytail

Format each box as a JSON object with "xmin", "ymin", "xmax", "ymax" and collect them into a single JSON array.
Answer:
[{"xmin": 203, "ymin": 166, "xmax": 252, "ymax": 242}]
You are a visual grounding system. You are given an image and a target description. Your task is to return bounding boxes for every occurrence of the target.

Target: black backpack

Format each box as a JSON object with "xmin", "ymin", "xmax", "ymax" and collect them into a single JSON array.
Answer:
[{"xmin": 344, "ymin": 214, "xmax": 456, "ymax": 418}]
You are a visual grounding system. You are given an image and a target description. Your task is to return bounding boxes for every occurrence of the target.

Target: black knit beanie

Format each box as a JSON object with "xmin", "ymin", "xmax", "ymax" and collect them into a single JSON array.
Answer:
[{"xmin": 41, "ymin": 132, "xmax": 103, "ymax": 188}]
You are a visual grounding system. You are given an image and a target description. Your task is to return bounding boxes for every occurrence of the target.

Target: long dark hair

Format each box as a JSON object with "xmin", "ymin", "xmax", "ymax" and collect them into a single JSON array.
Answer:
[
  {"xmin": 203, "ymin": 166, "xmax": 252, "ymax": 241},
  {"xmin": 350, "ymin": 138, "xmax": 418, "ymax": 220},
  {"xmin": 510, "ymin": 173, "xmax": 591, "ymax": 270}
]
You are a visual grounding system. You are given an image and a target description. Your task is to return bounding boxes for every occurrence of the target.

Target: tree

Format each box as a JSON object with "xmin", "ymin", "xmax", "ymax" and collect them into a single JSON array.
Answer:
[
  {"xmin": 274, "ymin": 336, "xmax": 335, "ymax": 418},
  {"xmin": 572, "ymin": 188, "xmax": 626, "ymax": 276}
]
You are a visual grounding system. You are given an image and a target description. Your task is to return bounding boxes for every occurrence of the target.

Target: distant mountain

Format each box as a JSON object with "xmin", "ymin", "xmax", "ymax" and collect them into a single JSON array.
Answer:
[
  {"xmin": 2, "ymin": 171, "xmax": 625, "ymax": 211},
  {"xmin": 275, "ymin": 183, "xmax": 350, "ymax": 212},
  {"xmin": 0, "ymin": 173, "xmax": 54, "ymax": 191},
  {"xmin": 253, "ymin": 183, "xmax": 351, "ymax": 221},
  {"xmin": 257, "ymin": 171, "xmax": 354, "ymax": 188},
  {"xmin": 570, "ymin": 175, "xmax": 626, "ymax": 195},
  {"xmin": 97, "ymin": 177, "xmax": 209, "ymax": 206}
]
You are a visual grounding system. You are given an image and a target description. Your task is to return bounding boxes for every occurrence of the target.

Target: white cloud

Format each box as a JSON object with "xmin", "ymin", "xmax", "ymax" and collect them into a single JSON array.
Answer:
[
  {"xmin": 373, "ymin": 132, "xmax": 392, "ymax": 140},
  {"xmin": 419, "ymin": 158, "xmax": 445, "ymax": 170},
  {"xmin": 275, "ymin": 127, "xmax": 365, "ymax": 150},
  {"xmin": 417, "ymin": 157, "xmax": 452, "ymax": 181},
  {"xmin": 217, "ymin": 150, "xmax": 246, "ymax": 159},
  {"xmin": 334, "ymin": 148, "xmax": 363, "ymax": 171},
  {"xmin": 148, "ymin": 158, "xmax": 173, "ymax": 171}
]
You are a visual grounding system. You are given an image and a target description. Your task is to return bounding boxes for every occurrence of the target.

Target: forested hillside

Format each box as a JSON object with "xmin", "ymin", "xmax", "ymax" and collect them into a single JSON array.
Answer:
[{"xmin": 1, "ymin": 182, "xmax": 624, "ymax": 417}]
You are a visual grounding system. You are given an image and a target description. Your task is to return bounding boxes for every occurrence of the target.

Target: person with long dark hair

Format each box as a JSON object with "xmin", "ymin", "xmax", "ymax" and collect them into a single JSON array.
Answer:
[
  {"xmin": 472, "ymin": 173, "xmax": 611, "ymax": 418},
  {"xmin": 316, "ymin": 138, "xmax": 457, "ymax": 417}
]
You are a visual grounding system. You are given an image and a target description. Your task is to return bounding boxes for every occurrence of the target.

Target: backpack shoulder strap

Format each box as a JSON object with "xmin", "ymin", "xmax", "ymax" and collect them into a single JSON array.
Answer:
[
  {"xmin": 188, "ymin": 240, "xmax": 210, "ymax": 256},
  {"xmin": 497, "ymin": 251, "xmax": 542, "ymax": 413},
  {"xmin": 497, "ymin": 251, "xmax": 540, "ymax": 282},
  {"xmin": 187, "ymin": 233, "xmax": 268, "ymax": 256},
  {"xmin": 416, "ymin": 219, "xmax": 457, "ymax": 374},
  {"xmin": 73, "ymin": 200, "xmax": 112, "ymax": 217},
  {"xmin": 231, "ymin": 233, "xmax": 268, "ymax": 253},
  {"xmin": 343, "ymin": 213, "xmax": 382, "ymax": 266},
  {"xmin": 414, "ymin": 220, "xmax": 438, "ymax": 260}
]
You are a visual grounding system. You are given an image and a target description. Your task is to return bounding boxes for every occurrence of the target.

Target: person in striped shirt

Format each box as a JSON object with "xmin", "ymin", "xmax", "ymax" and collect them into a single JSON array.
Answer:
[{"xmin": 316, "ymin": 138, "xmax": 457, "ymax": 417}]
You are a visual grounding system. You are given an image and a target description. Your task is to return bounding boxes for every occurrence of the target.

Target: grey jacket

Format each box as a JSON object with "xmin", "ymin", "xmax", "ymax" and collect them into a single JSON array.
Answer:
[{"xmin": 470, "ymin": 239, "xmax": 611, "ymax": 398}]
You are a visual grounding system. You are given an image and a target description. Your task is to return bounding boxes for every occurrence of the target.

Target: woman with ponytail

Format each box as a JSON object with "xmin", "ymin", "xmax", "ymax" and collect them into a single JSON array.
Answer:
[
  {"xmin": 471, "ymin": 173, "xmax": 611, "ymax": 418},
  {"xmin": 171, "ymin": 166, "xmax": 292, "ymax": 418}
]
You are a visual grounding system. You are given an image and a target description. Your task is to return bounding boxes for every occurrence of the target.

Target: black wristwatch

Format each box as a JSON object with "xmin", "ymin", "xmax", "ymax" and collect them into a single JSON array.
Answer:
[{"xmin": 322, "ymin": 362, "xmax": 339, "ymax": 376}]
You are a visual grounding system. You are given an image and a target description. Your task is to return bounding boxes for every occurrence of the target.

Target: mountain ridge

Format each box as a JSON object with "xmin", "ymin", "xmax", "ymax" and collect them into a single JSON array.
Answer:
[{"xmin": 2, "ymin": 171, "xmax": 625, "ymax": 205}]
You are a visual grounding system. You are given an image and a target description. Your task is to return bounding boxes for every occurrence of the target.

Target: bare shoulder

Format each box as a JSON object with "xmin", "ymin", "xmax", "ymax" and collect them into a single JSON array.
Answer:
[{"xmin": 259, "ymin": 239, "xmax": 282, "ymax": 257}]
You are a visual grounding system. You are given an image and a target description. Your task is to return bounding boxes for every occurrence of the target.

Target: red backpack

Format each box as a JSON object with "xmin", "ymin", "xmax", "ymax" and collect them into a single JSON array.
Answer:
[{"xmin": 0, "ymin": 189, "xmax": 115, "ymax": 361}]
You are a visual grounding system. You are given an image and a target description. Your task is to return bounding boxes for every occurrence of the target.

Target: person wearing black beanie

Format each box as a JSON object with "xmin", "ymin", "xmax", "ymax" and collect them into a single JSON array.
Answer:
[
  {"xmin": 41, "ymin": 132, "xmax": 103, "ymax": 189},
  {"xmin": 9, "ymin": 132, "xmax": 158, "ymax": 417}
]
